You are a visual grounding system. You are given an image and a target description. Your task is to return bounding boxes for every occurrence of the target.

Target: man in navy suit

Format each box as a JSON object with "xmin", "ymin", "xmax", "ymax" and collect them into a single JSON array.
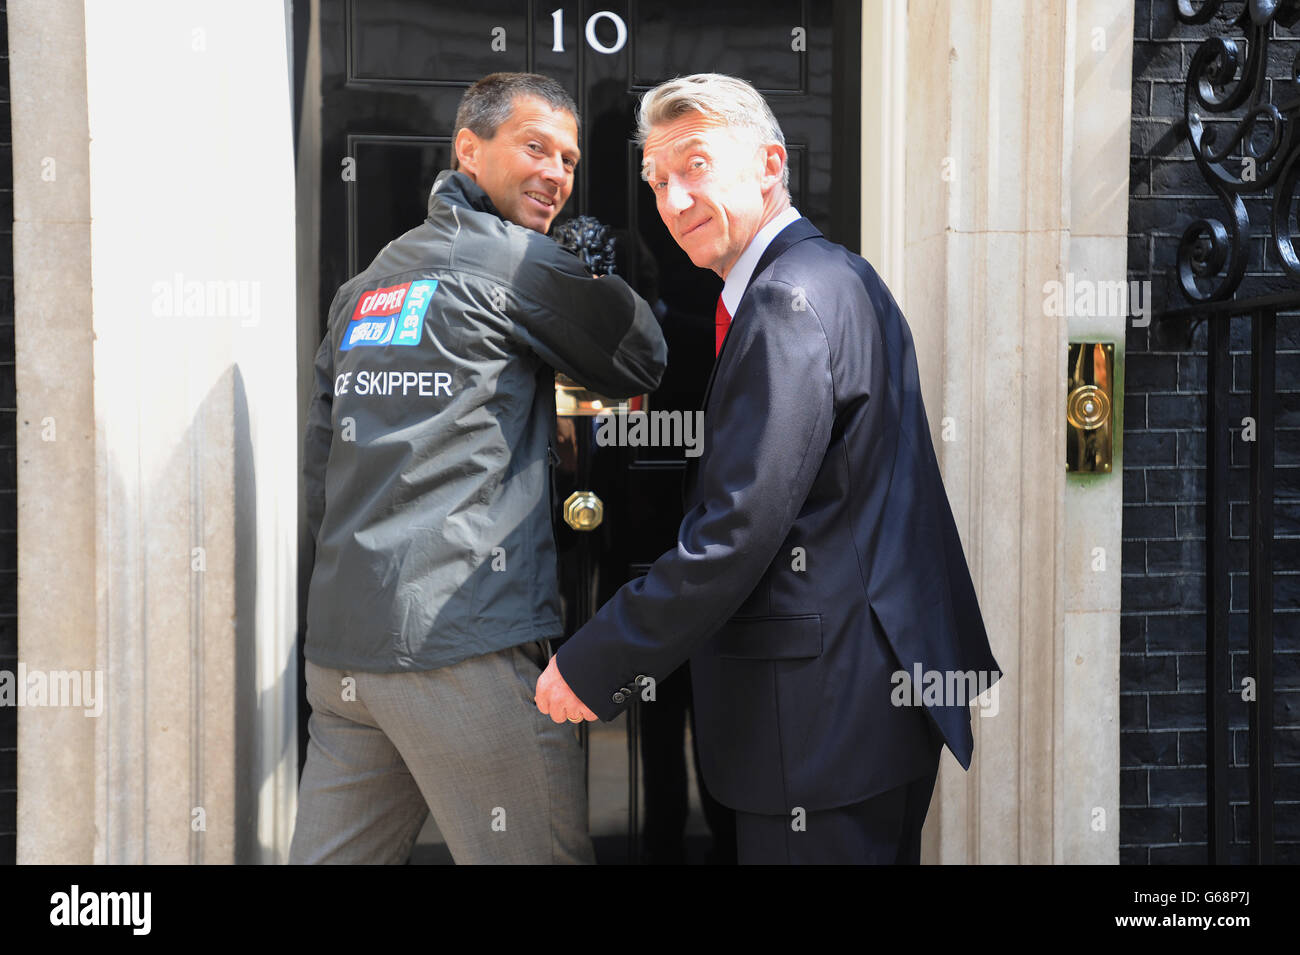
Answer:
[{"xmin": 535, "ymin": 73, "xmax": 1001, "ymax": 864}]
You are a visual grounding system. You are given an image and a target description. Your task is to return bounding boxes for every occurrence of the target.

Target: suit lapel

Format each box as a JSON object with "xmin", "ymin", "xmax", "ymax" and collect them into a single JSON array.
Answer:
[
  {"xmin": 697, "ymin": 218, "xmax": 823, "ymax": 413},
  {"xmin": 685, "ymin": 218, "xmax": 824, "ymax": 502}
]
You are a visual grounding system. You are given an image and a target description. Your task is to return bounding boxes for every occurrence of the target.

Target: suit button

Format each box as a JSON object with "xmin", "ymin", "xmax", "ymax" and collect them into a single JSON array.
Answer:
[
  {"xmin": 634, "ymin": 674, "xmax": 649, "ymax": 685},
  {"xmin": 612, "ymin": 691, "xmax": 627, "ymax": 704}
]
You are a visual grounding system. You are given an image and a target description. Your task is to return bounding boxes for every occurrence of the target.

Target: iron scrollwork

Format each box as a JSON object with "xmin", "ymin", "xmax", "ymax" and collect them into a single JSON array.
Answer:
[{"xmin": 1175, "ymin": 0, "xmax": 1300, "ymax": 301}]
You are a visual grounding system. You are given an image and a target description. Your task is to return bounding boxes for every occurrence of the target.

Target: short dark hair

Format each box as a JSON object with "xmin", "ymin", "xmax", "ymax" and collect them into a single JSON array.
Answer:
[{"xmin": 451, "ymin": 73, "xmax": 579, "ymax": 171}]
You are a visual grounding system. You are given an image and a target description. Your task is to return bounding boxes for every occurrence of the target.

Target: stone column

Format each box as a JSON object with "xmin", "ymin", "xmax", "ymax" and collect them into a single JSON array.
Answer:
[
  {"xmin": 13, "ymin": 0, "xmax": 300, "ymax": 863},
  {"xmin": 10, "ymin": 0, "xmax": 97, "ymax": 864},
  {"xmin": 1059, "ymin": 0, "xmax": 1132, "ymax": 866},
  {"xmin": 899, "ymin": 0, "xmax": 1132, "ymax": 863}
]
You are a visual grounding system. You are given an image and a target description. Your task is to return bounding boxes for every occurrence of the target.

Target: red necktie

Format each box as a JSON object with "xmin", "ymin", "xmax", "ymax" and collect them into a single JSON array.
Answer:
[{"xmin": 715, "ymin": 295, "xmax": 731, "ymax": 356}]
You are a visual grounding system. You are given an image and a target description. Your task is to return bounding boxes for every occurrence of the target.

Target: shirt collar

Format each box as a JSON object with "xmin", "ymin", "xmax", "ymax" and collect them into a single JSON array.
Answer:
[{"xmin": 719, "ymin": 206, "xmax": 802, "ymax": 316}]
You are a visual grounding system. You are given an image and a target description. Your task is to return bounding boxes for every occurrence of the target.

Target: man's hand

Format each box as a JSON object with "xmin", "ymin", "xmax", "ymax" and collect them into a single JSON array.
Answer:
[{"xmin": 535, "ymin": 655, "xmax": 599, "ymax": 724}]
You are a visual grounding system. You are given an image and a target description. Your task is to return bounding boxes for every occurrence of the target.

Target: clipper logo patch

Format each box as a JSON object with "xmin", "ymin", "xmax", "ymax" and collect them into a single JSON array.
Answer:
[{"xmin": 341, "ymin": 279, "xmax": 438, "ymax": 350}]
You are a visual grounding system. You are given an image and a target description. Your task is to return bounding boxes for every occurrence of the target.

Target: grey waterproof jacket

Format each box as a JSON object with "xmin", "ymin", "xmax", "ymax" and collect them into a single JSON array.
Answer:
[{"xmin": 303, "ymin": 170, "xmax": 667, "ymax": 672}]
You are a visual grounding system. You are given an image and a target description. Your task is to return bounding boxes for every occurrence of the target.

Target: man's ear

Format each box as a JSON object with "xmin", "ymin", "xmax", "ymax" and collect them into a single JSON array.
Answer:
[
  {"xmin": 760, "ymin": 142, "xmax": 787, "ymax": 193},
  {"xmin": 455, "ymin": 127, "xmax": 481, "ymax": 180}
]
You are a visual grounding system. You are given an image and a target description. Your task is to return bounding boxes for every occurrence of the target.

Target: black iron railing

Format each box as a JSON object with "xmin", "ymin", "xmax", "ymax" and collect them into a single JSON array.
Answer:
[{"xmin": 1160, "ymin": 0, "xmax": 1300, "ymax": 864}]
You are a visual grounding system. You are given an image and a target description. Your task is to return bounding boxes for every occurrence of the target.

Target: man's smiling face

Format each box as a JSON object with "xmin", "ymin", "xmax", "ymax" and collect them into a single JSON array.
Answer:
[
  {"xmin": 455, "ymin": 94, "xmax": 580, "ymax": 234},
  {"xmin": 642, "ymin": 113, "xmax": 775, "ymax": 278}
]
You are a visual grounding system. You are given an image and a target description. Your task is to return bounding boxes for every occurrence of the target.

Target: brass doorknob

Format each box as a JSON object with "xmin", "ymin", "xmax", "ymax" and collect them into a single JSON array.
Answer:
[{"xmin": 563, "ymin": 491, "xmax": 604, "ymax": 531}]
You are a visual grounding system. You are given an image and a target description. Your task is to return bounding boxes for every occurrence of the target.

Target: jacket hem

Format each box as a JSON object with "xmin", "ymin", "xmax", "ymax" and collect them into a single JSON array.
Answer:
[{"xmin": 304, "ymin": 621, "xmax": 564, "ymax": 674}]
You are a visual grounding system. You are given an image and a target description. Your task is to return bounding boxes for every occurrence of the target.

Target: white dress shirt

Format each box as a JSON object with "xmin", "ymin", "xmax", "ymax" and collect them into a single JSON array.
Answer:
[{"xmin": 719, "ymin": 205, "xmax": 802, "ymax": 317}]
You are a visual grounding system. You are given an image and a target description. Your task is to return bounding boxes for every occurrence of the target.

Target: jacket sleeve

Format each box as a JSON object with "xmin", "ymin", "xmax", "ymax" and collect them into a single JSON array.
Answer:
[
  {"xmin": 303, "ymin": 331, "xmax": 334, "ymax": 544},
  {"xmin": 555, "ymin": 278, "xmax": 837, "ymax": 719},
  {"xmin": 509, "ymin": 242, "xmax": 667, "ymax": 398}
]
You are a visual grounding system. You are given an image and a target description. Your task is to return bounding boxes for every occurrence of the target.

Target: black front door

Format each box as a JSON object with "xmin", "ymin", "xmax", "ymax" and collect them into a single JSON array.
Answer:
[{"xmin": 313, "ymin": 0, "xmax": 861, "ymax": 863}]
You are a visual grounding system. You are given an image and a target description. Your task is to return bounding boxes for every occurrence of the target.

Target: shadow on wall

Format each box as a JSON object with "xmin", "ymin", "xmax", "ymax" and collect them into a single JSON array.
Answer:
[
  {"xmin": 231, "ymin": 364, "xmax": 259, "ymax": 864},
  {"xmin": 228, "ymin": 364, "xmax": 297, "ymax": 863},
  {"xmin": 95, "ymin": 362, "xmax": 292, "ymax": 862}
]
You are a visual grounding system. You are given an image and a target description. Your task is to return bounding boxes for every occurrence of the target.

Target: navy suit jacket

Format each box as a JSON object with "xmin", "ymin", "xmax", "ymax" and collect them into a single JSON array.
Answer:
[{"xmin": 557, "ymin": 219, "xmax": 1002, "ymax": 815}]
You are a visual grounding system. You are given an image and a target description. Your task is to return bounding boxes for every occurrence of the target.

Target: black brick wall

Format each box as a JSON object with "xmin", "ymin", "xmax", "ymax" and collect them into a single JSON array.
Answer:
[
  {"xmin": 1125, "ymin": 0, "xmax": 1300, "ymax": 864},
  {"xmin": 0, "ymin": 0, "xmax": 15, "ymax": 866}
]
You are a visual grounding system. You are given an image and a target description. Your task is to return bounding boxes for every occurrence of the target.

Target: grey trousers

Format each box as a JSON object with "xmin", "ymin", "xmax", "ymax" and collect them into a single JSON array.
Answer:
[{"xmin": 289, "ymin": 640, "xmax": 595, "ymax": 865}]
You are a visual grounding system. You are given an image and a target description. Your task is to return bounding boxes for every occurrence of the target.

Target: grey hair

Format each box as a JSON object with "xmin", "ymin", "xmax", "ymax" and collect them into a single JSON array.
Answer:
[
  {"xmin": 452, "ymin": 72, "xmax": 579, "ymax": 171},
  {"xmin": 635, "ymin": 73, "xmax": 789, "ymax": 192}
]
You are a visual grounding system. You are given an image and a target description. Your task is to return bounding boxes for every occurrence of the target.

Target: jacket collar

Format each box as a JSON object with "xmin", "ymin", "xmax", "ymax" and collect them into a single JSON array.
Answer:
[
  {"xmin": 720, "ymin": 207, "xmax": 802, "ymax": 316},
  {"xmin": 428, "ymin": 169, "xmax": 506, "ymax": 220},
  {"xmin": 694, "ymin": 217, "xmax": 824, "ymax": 414},
  {"xmin": 743, "ymin": 217, "xmax": 823, "ymax": 299}
]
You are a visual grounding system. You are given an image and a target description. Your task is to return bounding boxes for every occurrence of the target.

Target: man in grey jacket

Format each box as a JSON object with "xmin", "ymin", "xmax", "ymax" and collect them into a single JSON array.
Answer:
[{"xmin": 290, "ymin": 73, "xmax": 667, "ymax": 864}]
